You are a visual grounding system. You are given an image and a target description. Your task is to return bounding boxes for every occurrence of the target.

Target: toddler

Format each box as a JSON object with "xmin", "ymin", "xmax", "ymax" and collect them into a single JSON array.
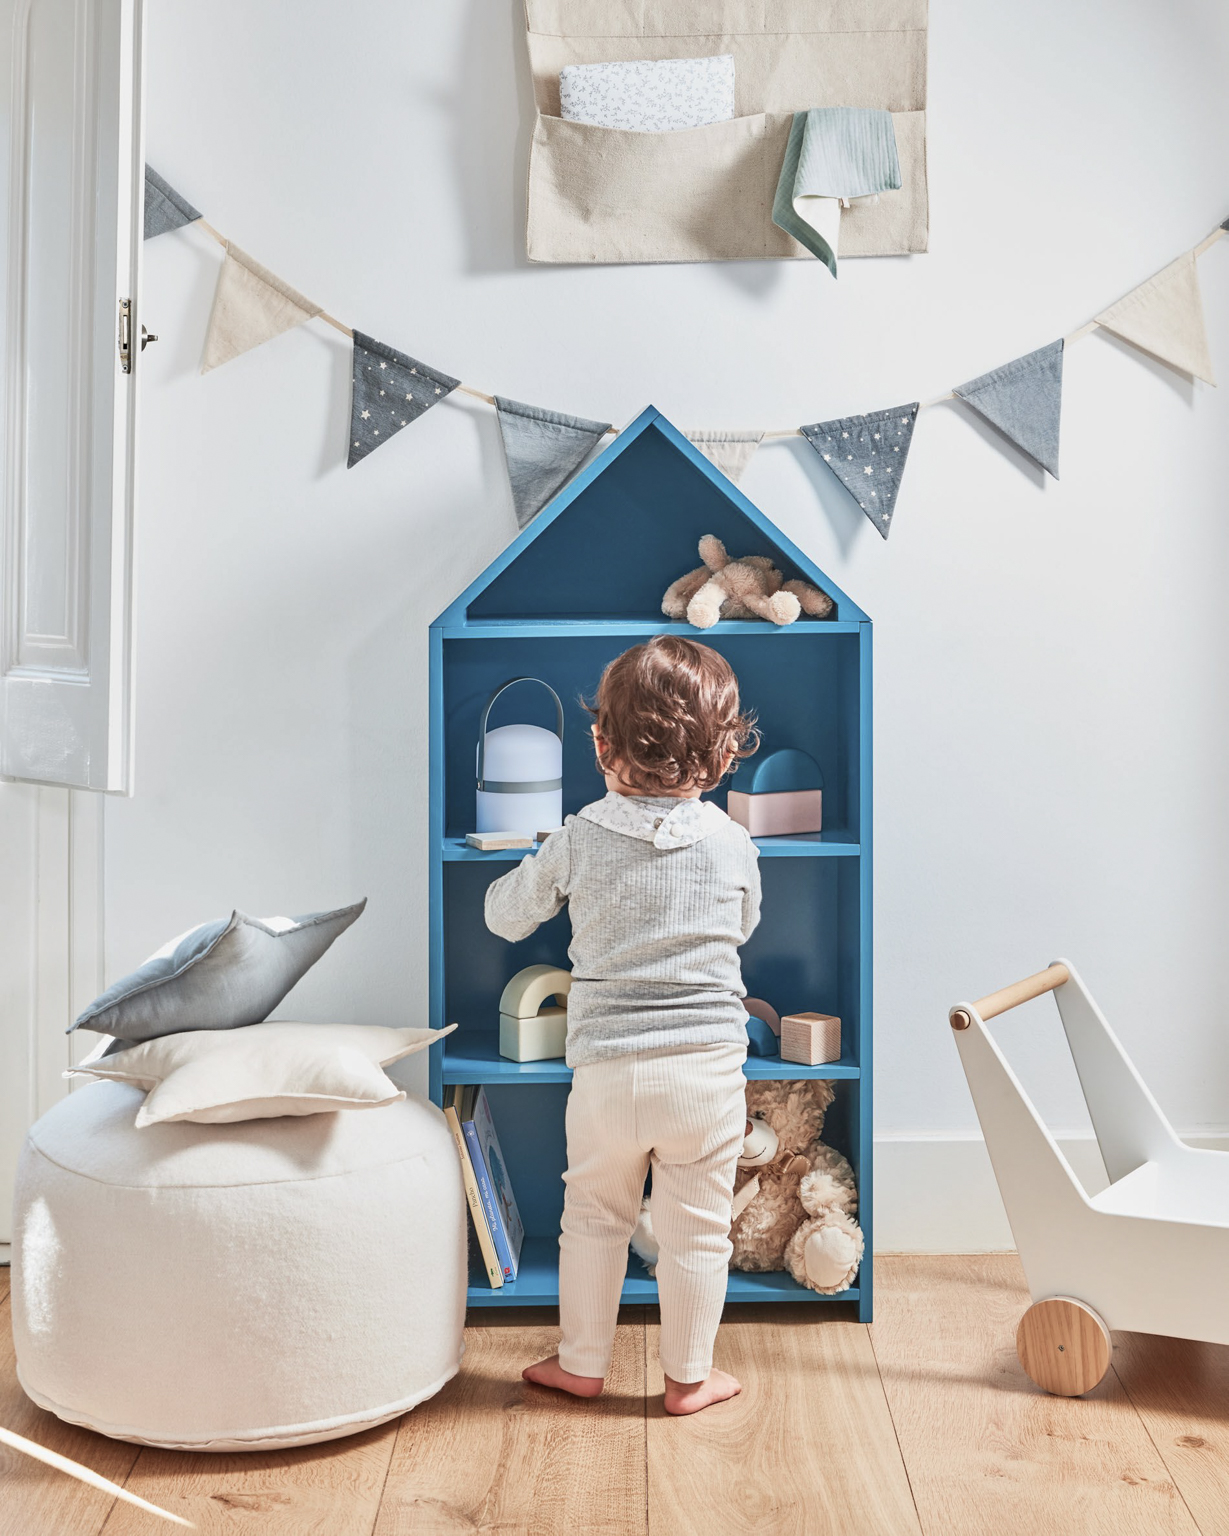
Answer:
[{"xmin": 484, "ymin": 635, "xmax": 761, "ymax": 1415}]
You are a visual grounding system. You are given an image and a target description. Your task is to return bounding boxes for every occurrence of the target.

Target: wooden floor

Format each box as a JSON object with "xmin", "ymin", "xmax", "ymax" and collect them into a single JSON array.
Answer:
[{"xmin": 4, "ymin": 1256, "xmax": 1229, "ymax": 1534}]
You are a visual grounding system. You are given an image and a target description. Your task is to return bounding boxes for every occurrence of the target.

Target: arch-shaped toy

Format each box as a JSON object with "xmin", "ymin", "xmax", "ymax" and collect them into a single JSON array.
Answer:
[{"xmin": 498, "ymin": 964, "xmax": 572, "ymax": 1062}]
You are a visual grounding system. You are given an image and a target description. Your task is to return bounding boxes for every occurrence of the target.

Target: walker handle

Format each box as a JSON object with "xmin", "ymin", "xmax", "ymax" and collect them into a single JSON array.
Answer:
[{"xmin": 949, "ymin": 963, "xmax": 1070, "ymax": 1031}]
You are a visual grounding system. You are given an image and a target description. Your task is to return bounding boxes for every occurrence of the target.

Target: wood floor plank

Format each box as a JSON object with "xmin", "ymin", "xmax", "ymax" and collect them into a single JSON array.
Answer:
[
  {"xmin": 1114, "ymin": 1330, "xmax": 1229, "ymax": 1535},
  {"xmin": 870, "ymin": 1255, "xmax": 1198, "ymax": 1536},
  {"xmin": 645, "ymin": 1304, "xmax": 920, "ymax": 1536},
  {"xmin": 374, "ymin": 1308, "xmax": 647, "ymax": 1536},
  {"xmin": 0, "ymin": 1293, "xmax": 137, "ymax": 1536},
  {"xmin": 98, "ymin": 1422, "xmax": 398, "ymax": 1535}
]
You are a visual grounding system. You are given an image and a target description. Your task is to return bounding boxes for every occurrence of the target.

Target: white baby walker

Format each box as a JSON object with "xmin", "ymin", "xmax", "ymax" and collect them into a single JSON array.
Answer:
[{"xmin": 950, "ymin": 958, "xmax": 1229, "ymax": 1396}]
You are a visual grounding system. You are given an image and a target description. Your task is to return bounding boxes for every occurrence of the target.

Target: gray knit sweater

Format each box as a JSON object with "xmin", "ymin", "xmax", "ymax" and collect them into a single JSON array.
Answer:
[{"xmin": 484, "ymin": 793, "xmax": 761, "ymax": 1066}]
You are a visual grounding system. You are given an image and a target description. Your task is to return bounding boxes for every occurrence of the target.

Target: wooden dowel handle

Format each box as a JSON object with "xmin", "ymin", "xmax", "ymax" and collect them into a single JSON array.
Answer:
[{"xmin": 949, "ymin": 963, "xmax": 1070, "ymax": 1030}]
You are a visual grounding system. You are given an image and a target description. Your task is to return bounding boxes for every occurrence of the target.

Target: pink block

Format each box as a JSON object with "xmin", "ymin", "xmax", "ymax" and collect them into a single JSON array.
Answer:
[{"xmin": 727, "ymin": 789, "xmax": 823, "ymax": 838}]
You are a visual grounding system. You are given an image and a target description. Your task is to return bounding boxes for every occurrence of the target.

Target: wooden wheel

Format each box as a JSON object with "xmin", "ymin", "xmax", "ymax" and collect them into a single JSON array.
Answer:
[{"xmin": 1016, "ymin": 1296, "xmax": 1111, "ymax": 1396}]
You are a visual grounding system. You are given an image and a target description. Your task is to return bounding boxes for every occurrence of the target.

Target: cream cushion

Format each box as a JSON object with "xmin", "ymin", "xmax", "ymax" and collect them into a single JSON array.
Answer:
[
  {"xmin": 12, "ymin": 1081, "xmax": 467, "ymax": 1450},
  {"xmin": 67, "ymin": 1021, "xmax": 455, "ymax": 1127}
]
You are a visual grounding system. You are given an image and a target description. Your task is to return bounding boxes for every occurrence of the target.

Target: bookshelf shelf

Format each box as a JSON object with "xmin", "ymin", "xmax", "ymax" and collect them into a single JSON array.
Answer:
[
  {"xmin": 441, "ymin": 828, "xmax": 860, "ymax": 862},
  {"xmin": 465, "ymin": 1235, "xmax": 861, "ymax": 1308},
  {"xmin": 429, "ymin": 408, "xmax": 873, "ymax": 1320},
  {"xmin": 444, "ymin": 618, "xmax": 866, "ymax": 639},
  {"xmin": 442, "ymin": 1032, "xmax": 860, "ymax": 1086}
]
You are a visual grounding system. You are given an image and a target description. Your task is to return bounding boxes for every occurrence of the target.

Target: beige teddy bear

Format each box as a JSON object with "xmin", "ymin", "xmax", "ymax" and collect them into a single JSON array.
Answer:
[
  {"xmin": 629, "ymin": 1079, "xmax": 864, "ymax": 1294},
  {"xmin": 731, "ymin": 1079, "xmax": 863, "ymax": 1294},
  {"xmin": 661, "ymin": 535, "xmax": 834, "ymax": 629}
]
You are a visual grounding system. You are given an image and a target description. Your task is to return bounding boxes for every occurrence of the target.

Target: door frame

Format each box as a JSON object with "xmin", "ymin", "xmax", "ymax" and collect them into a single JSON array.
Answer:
[{"xmin": 0, "ymin": 784, "xmax": 104, "ymax": 1244}]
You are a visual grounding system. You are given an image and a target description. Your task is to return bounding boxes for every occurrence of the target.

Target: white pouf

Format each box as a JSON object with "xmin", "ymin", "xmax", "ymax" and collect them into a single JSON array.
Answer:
[{"xmin": 12, "ymin": 1080, "xmax": 467, "ymax": 1451}]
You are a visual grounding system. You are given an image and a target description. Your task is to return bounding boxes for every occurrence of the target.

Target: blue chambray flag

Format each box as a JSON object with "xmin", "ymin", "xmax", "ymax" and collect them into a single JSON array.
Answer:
[
  {"xmin": 349, "ymin": 333, "xmax": 459, "ymax": 466},
  {"xmin": 801, "ymin": 404, "xmax": 919, "ymax": 538},
  {"xmin": 144, "ymin": 166, "xmax": 200, "ymax": 240},
  {"xmin": 954, "ymin": 340, "xmax": 1064, "ymax": 479},
  {"xmin": 495, "ymin": 397, "xmax": 610, "ymax": 527}
]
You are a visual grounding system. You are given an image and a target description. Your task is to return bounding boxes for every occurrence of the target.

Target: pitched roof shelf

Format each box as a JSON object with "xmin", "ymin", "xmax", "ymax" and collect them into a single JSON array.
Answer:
[{"xmin": 429, "ymin": 408, "xmax": 874, "ymax": 1315}]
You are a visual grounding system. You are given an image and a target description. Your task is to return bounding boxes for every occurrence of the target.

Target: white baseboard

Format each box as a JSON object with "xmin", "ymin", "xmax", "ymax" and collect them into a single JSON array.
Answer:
[{"xmin": 873, "ymin": 1131, "xmax": 1229, "ymax": 1253}]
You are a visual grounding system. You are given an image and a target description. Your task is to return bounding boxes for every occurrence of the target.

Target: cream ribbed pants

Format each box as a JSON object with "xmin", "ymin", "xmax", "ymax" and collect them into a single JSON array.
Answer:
[{"xmin": 558, "ymin": 1042, "xmax": 747, "ymax": 1383}]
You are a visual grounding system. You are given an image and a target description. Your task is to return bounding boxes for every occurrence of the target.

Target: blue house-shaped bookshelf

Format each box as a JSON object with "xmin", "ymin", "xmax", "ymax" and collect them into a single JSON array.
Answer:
[{"xmin": 430, "ymin": 407, "xmax": 873, "ymax": 1319}]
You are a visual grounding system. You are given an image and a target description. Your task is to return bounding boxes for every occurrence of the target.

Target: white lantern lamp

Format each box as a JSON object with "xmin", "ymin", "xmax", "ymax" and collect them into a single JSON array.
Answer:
[{"xmin": 475, "ymin": 677, "xmax": 564, "ymax": 838}]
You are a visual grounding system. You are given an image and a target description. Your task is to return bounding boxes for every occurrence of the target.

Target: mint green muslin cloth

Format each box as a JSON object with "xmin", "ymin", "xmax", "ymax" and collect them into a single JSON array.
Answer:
[{"xmin": 772, "ymin": 108, "xmax": 902, "ymax": 277}]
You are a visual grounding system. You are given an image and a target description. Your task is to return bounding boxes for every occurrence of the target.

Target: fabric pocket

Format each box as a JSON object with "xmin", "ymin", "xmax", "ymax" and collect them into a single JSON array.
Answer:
[{"xmin": 526, "ymin": 109, "xmax": 927, "ymax": 265}]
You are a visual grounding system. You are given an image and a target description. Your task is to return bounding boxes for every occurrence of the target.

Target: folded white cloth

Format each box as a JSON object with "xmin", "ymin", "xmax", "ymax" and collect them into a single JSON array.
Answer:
[{"xmin": 559, "ymin": 55, "xmax": 735, "ymax": 132}]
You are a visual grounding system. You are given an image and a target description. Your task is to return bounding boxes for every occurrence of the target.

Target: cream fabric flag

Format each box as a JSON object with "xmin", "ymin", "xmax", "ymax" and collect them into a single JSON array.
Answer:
[
  {"xmin": 684, "ymin": 430, "xmax": 765, "ymax": 484},
  {"xmin": 1095, "ymin": 251, "xmax": 1215, "ymax": 385},
  {"xmin": 202, "ymin": 242, "xmax": 322, "ymax": 373}
]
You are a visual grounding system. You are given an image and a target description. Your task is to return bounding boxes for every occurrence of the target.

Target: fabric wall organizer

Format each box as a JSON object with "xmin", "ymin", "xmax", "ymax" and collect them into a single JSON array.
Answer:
[{"xmin": 524, "ymin": 0, "xmax": 929, "ymax": 265}]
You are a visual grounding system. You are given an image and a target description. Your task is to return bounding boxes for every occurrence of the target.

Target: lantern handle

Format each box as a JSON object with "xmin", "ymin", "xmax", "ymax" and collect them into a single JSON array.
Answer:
[{"xmin": 477, "ymin": 677, "xmax": 565, "ymax": 791}]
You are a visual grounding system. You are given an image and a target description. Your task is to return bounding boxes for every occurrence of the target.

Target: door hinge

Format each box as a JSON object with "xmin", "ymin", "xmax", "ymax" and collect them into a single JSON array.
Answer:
[{"xmin": 118, "ymin": 297, "xmax": 132, "ymax": 374}]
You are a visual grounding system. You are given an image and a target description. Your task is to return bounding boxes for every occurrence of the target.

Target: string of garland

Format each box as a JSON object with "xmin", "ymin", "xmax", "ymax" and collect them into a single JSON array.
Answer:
[{"xmin": 145, "ymin": 167, "xmax": 1227, "ymax": 539}]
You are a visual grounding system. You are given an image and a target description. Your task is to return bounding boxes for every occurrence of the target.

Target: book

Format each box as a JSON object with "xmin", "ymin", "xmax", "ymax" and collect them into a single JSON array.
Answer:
[
  {"xmin": 458, "ymin": 1086, "xmax": 523, "ymax": 1282},
  {"xmin": 461, "ymin": 1114, "xmax": 513, "ymax": 1283},
  {"xmin": 443, "ymin": 1088, "xmax": 502, "ymax": 1289},
  {"xmin": 471, "ymin": 1086, "xmax": 524, "ymax": 1280}
]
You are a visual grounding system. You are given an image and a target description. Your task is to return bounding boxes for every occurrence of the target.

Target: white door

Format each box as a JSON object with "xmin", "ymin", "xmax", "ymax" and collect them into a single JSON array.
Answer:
[
  {"xmin": 0, "ymin": 0, "xmax": 144, "ymax": 1239},
  {"xmin": 0, "ymin": 0, "xmax": 144, "ymax": 790}
]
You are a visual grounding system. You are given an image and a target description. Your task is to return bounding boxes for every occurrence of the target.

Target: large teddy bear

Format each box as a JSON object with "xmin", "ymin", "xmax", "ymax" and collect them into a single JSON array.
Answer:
[
  {"xmin": 661, "ymin": 535, "xmax": 834, "ymax": 629},
  {"xmin": 630, "ymin": 1079, "xmax": 863, "ymax": 1294},
  {"xmin": 731, "ymin": 1079, "xmax": 863, "ymax": 1294}
]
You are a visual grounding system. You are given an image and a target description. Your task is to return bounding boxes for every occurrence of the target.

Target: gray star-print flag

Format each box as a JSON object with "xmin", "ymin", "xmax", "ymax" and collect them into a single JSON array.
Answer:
[
  {"xmin": 144, "ymin": 166, "xmax": 201, "ymax": 240},
  {"xmin": 349, "ymin": 333, "xmax": 460, "ymax": 467},
  {"xmin": 954, "ymin": 340, "xmax": 1064, "ymax": 479},
  {"xmin": 495, "ymin": 397, "xmax": 611, "ymax": 527},
  {"xmin": 800, "ymin": 403, "xmax": 919, "ymax": 539}
]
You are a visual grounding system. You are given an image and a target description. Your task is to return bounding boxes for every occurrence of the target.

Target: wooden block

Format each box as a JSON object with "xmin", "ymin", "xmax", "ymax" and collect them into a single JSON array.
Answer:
[
  {"xmin": 780, "ymin": 1011, "xmax": 841, "ymax": 1065},
  {"xmin": 535, "ymin": 828, "xmax": 564, "ymax": 842},
  {"xmin": 466, "ymin": 831, "xmax": 533, "ymax": 851}
]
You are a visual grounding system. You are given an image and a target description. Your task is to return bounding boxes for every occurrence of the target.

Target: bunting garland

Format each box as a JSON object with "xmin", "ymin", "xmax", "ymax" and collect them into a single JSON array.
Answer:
[
  {"xmin": 495, "ymin": 398, "xmax": 612, "ymax": 527},
  {"xmin": 953, "ymin": 340, "xmax": 1064, "ymax": 479},
  {"xmin": 350, "ymin": 334, "xmax": 459, "ymax": 467},
  {"xmin": 1094, "ymin": 250, "xmax": 1214, "ymax": 385},
  {"xmin": 684, "ymin": 430, "xmax": 765, "ymax": 484},
  {"xmin": 202, "ymin": 243, "xmax": 321, "ymax": 373},
  {"xmin": 144, "ymin": 167, "xmax": 1228, "ymax": 539},
  {"xmin": 144, "ymin": 166, "xmax": 200, "ymax": 240},
  {"xmin": 800, "ymin": 406, "xmax": 919, "ymax": 538}
]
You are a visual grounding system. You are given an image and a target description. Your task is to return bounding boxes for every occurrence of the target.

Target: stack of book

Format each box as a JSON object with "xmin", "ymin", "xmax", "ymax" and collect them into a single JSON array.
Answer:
[{"xmin": 443, "ymin": 1085, "xmax": 524, "ymax": 1289}]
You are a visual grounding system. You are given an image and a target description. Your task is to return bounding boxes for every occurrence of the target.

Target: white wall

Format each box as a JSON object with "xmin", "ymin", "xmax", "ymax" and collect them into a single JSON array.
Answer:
[{"xmin": 111, "ymin": 0, "xmax": 1229, "ymax": 1245}]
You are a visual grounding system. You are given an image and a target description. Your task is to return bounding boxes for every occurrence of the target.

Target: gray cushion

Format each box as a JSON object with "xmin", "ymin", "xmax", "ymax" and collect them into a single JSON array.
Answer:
[{"xmin": 70, "ymin": 902, "xmax": 366, "ymax": 1042}]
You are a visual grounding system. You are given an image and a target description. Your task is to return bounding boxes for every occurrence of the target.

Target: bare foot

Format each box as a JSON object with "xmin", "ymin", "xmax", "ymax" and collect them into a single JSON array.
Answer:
[
  {"xmin": 522, "ymin": 1354, "xmax": 604, "ymax": 1398},
  {"xmin": 663, "ymin": 1369, "xmax": 742, "ymax": 1415}
]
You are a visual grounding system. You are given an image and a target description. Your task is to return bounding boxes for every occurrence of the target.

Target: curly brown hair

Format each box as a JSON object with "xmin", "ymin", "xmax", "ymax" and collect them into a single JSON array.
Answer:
[{"xmin": 585, "ymin": 636, "xmax": 758, "ymax": 794}]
